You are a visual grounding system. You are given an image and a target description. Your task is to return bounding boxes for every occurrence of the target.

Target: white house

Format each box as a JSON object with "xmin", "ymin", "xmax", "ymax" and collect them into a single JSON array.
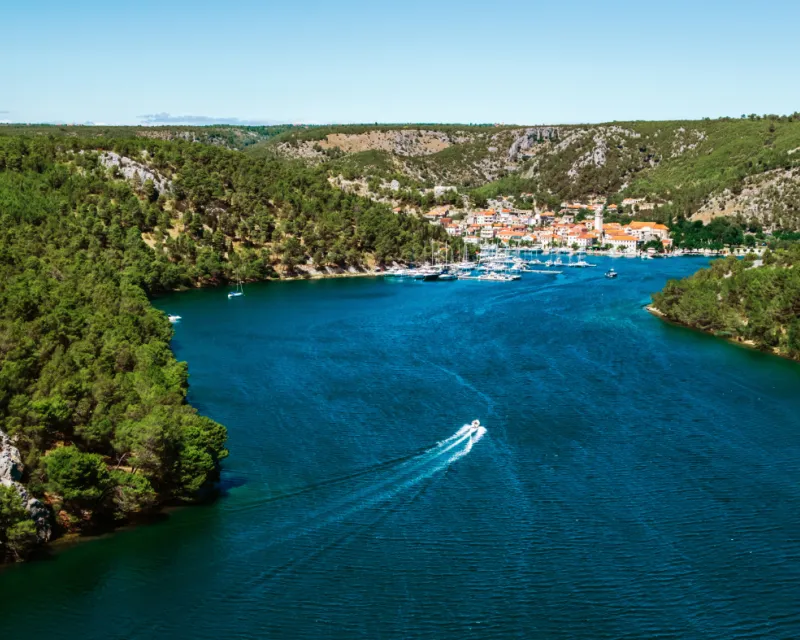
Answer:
[
  {"xmin": 626, "ymin": 221, "xmax": 670, "ymax": 242},
  {"xmin": 607, "ymin": 234, "xmax": 638, "ymax": 253},
  {"xmin": 574, "ymin": 233, "xmax": 597, "ymax": 249}
]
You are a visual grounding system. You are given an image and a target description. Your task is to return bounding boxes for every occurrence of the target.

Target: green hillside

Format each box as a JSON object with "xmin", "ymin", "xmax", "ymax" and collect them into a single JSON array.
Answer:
[
  {"xmin": 0, "ymin": 123, "xmax": 295, "ymax": 150},
  {"xmin": 652, "ymin": 245, "xmax": 800, "ymax": 360},
  {"xmin": 0, "ymin": 131, "xmax": 454, "ymax": 561},
  {"xmin": 247, "ymin": 116, "xmax": 800, "ymax": 229},
  {"xmin": 3, "ymin": 117, "xmax": 800, "ymax": 560},
  {"xmin": 497, "ymin": 117, "xmax": 800, "ymax": 226}
]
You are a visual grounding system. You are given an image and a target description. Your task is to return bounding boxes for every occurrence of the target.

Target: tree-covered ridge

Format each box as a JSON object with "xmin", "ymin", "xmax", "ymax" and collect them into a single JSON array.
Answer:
[
  {"xmin": 242, "ymin": 117, "xmax": 800, "ymax": 231},
  {"xmin": 9, "ymin": 118, "xmax": 800, "ymax": 232},
  {"xmin": 1, "ymin": 134, "xmax": 455, "ymax": 281},
  {"xmin": 652, "ymin": 246, "xmax": 800, "ymax": 360},
  {"xmin": 0, "ymin": 123, "xmax": 296, "ymax": 150},
  {"xmin": 0, "ymin": 132, "xmax": 455, "ymax": 561},
  {"xmin": 479, "ymin": 117, "xmax": 800, "ymax": 228},
  {"xmin": 0, "ymin": 152, "xmax": 229, "ymax": 561},
  {"xmin": 249, "ymin": 125, "xmax": 537, "ymax": 188},
  {"xmin": 257, "ymin": 122, "xmax": 520, "ymax": 145},
  {"xmin": 143, "ymin": 138, "xmax": 454, "ymax": 272}
]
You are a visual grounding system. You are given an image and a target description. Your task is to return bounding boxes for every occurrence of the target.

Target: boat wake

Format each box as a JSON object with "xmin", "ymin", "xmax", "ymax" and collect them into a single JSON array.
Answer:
[
  {"xmin": 169, "ymin": 422, "xmax": 488, "ymax": 622},
  {"xmin": 231, "ymin": 421, "xmax": 487, "ymax": 591},
  {"xmin": 226, "ymin": 444, "xmax": 434, "ymax": 514},
  {"xmin": 264, "ymin": 421, "xmax": 485, "ymax": 537},
  {"xmin": 310, "ymin": 421, "xmax": 486, "ymax": 528},
  {"xmin": 224, "ymin": 422, "xmax": 487, "ymax": 565}
]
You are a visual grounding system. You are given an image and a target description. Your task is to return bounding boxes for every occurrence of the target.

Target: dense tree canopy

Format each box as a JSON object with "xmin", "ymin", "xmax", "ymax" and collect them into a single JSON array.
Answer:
[
  {"xmin": 0, "ymin": 131, "xmax": 457, "ymax": 561},
  {"xmin": 668, "ymin": 218, "xmax": 749, "ymax": 250},
  {"xmin": 652, "ymin": 246, "xmax": 800, "ymax": 359},
  {"xmin": 0, "ymin": 485, "xmax": 37, "ymax": 561}
]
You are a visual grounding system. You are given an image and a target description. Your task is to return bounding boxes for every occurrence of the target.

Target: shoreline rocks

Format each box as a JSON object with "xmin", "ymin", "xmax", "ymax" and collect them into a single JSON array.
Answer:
[{"xmin": 1, "ymin": 429, "xmax": 53, "ymax": 543}]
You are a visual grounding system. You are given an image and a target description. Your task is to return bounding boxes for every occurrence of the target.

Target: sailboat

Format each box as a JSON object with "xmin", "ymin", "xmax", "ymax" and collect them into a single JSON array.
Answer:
[
  {"xmin": 438, "ymin": 245, "xmax": 457, "ymax": 280},
  {"xmin": 228, "ymin": 272, "xmax": 245, "ymax": 298},
  {"xmin": 418, "ymin": 239, "xmax": 442, "ymax": 280}
]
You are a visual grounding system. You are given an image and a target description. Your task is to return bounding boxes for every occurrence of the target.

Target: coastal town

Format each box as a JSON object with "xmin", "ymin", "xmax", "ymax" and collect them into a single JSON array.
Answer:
[
  {"xmin": 372, "ymin": 192, "xmax": 766, "ymax": 282},
  {"xmin": 423, "ymin": 196, "xmax": 674, "ymax": 255},
  {"xmin": 382, "ymin": 196, "xmax": 684, "ymax": 282}
]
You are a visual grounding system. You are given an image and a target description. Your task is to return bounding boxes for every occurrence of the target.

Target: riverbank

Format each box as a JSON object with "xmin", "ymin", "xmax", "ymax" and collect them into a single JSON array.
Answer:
[
  {"xmin": 3, "ymin": 268, "xmax": 384, "ymax": 565},
  {"xmin": 646, "ymin": 305, "xmax": 796, "ymax": 362},
  {"xmin": 8, "ymin": 257, "xmax": 800, "ymax": 638},
  {"xmin": 278, "ymin": 268, "xmax": 382, "ymax": 281},
  {"xmin": 649, "ymin": 245, "xmax": 800, "ymax": 364}
]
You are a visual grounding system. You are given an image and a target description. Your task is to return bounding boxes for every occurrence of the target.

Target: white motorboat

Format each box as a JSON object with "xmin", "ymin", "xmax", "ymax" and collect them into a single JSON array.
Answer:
[
  {"xmin": 385, "ymin": 267, "xmax": 410, "ymax": 277},
  {"xmin": 477, "ymin": 272, "xmax": 515, "ymax": 282}
]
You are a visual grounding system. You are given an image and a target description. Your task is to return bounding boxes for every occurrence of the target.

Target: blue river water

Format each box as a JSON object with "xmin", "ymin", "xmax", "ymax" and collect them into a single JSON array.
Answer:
[{"xmin": 2, "ymin": 256, "xmax": 800, "ymax": 639}]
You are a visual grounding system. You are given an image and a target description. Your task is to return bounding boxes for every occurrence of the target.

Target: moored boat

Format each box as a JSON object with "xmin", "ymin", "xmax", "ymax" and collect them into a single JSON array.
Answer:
[{"xmin": 228, "ymin": 273, "xmax": 245, "ymax": 298}]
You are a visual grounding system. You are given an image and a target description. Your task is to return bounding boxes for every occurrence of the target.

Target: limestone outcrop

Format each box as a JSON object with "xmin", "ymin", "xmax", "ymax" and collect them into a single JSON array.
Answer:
[{"xmin": 1, "ymin": 430, "xmax": 53, "ymax": 542}]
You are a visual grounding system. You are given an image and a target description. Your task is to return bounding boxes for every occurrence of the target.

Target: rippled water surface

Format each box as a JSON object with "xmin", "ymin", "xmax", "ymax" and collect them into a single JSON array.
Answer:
[{"xmin": 3, "ymin": 257, "xmax": 800, "ymax": 639}]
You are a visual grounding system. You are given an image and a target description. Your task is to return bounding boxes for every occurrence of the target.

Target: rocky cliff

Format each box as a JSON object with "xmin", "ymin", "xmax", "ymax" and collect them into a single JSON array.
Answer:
[
  {"xmin": 691, "ymin": 167, "xmax": 800, "ymax": 229},
  {"xmin": 1, "ymin": 430, "xmax": 53, "ymax": 543}
]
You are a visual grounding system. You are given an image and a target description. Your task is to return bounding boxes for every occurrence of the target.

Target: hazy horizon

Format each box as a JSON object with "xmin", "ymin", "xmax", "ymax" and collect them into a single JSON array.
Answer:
[{"xmin": 1, "ymin": 113, "xmax": 796, "ymax": 128}]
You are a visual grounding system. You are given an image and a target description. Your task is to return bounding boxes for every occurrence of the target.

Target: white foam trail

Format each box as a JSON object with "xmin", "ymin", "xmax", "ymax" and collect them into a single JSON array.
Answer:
[
  {"xmin": 231, "ymin": 425, "xmax": 487, "ymax": 562},
  {"xmin": 441, "ymin": 425, "xmax": 473, "ymax": 444},
  {"xmin": 272, "ymin": 425, "xmax": 483, "ymax": 538},
  {"xmin": 326, "ymin": 425, "xmax": 486, "ymax": 525},
  {"xmin": 446, "ymin": 439, "xmax": 473, "ymax": 464},
  {"xmin": 232, "ymin": 428, "xmax": 473, "ymax": 515},
  {"xmin": 233, "ymin": 428, "xmax": 474, "ymax": 516},
  {"xmin": 198, "ymin": 423, "xmax": 489, "ymax": 602},
  {"xmin": 445, "ymin": 426, "xmax": 486, "ymax": 464},
  {"xmin": 300, "ymin": 428, "xmax": 474, "ymax": 524}
]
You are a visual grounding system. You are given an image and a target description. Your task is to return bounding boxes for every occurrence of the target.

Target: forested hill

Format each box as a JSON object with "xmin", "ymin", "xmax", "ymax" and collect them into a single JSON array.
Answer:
[
  {"xmin": 248, "ymin": 117, "xmax": 800, "ymax": 230},
  {"xmin": 651, "ymin": 246, "xmax": 800, "ymax": 360},
  {"xmin": 8, "ymin": 117, "xmax": 800, "ymax": 232},
  {"xmin": 0, "ymin": 132, "xmax": 452, "ymax": 561},
  {"xmin": 0, "ymin": 123, "xmax": 295, "ymax": 150},
  {"xmin": 0, "ymin": 131, "xmax": 454, "ymax": 282}
]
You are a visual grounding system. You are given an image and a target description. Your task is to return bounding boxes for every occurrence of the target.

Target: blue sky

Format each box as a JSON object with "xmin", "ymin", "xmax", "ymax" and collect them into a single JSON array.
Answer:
[{"xmin": 4, "ymin": 0, "xmax": 799, "ymax": 125}]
